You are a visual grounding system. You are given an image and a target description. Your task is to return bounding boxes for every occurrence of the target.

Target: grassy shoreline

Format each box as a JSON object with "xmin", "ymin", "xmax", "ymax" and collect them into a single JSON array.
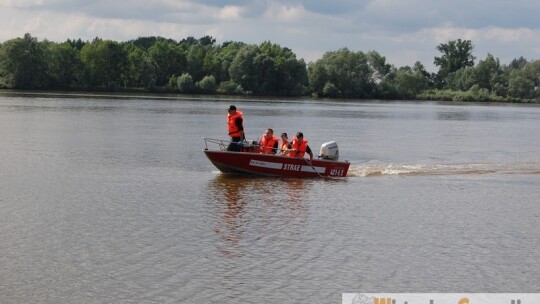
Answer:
[{"xmin": 2, "ymin": 88, "xmax": 539, "ymax": 104}]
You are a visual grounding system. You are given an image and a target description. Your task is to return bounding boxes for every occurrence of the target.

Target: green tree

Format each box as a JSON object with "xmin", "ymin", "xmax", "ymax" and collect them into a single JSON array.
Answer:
[
  {"xmin": 196, "ymin": 75, "xmax": 217, "ymax": 93},
  {"xmin": 508, "ymin": 56, "xmax": 528, "ymax": 70},
  {"xmin": 508, "ymin": 60, "xmax": 540, "ymax": 99},
  {"xmin": 367, "ymin": 50, "xmax": 393, "ymax": 83},
  {"xmin": 229, "ymin": 45, "xmax": 259, "ymax": 94},
  {"xmin": 413, "ymin": 61, "xmax": 435, "ymax": 87},
  {"xmin": 212, "ymin": 41, "xmax": 245, "ymax": 84},
  {"xmin": 434, "ymin": 39, "xmax": 475, "ymax": 86},
  {"xmin": 279, "ymin": 57, "xmax": 308, "ymax": 96},
  {"xmin": 308, "ymin": 48, "xmax": 374, "ymax": 98},
  {"xmin": 198, "ymin": 35, "xmax": 216, "ymax": 46},
  {"xmin": 46, "ymin": 41, "xmax": 82, "ymax": 89},
  {"xmin": 128, "ymin": 36, "xmax": 177, "ymax": 51},
  {"xmin": 177, "ymin": 73, "xmax": 194, "ymax": 93},
  {"xmin": 187, "ymin": 44, "xmax": 207, "ymax": 81},
  {"xmin": 228, "ymin": 42, "xmax": 308, "ymax": 95},
  {"xmin": 508, "ymin": 72, "xmax": 534, "ymax": 98},
  {"xmin": 394, "ymin": 66, "xmax": 429, "ymax": 99},
  {"xmin": 179, "ymin": 36, "xmax": 198, "ymax": 46},
  {"xmin": 67, "ymin": 38, "xmax": 86, "ymax": 51},
  {"xmin": 0, "ymin": 33, "xmax": 49, "ymax": 89},
  {"xmin": 148, "ymin": 41, "xmax": 185, "ymax": 86},
  {"xmin": 258, "ymin": 41, "xmax": 308, "ymax": 96},
  {"xmin": 217, "ymin": 80, "xmax": 245, "ymax": 95},
  {"xmin": 80, "ymin": 39, "xmax": 128, "ymax": 88},
  {"xmin": 307, "ymin": 62, "xmax": 329, "ymax": 96},
  {"xmin": 445, "ymin": 54, "xmax": 506, "ymax": 95},
  {"xmin": 252, "ymin": 52, "xmax": 276, "ymax": 94},
  {"xmin": 474, "ymin": 53, "xmax": 503, "ymax": 92},
  {"xmin": 322, "ymin": 82, "xmax": 339, "ymax": 97},
  {"xmin": 124, "ymin": 43, "xmax": 156, "ymax": 88},
  {"xmin": 446, "ymin": 67, "xmax": 476, "ymax": 91},
  {"xmin": 366, "ymin": 51, "xmax": 396, "ymax": 97}
]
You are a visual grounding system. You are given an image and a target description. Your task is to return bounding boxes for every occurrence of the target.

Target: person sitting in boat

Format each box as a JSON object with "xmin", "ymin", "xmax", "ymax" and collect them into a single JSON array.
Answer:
[
  {"xmin": 289, "ymin": 132, "xmax": 314, "ymax": 161},
  {"xmin": 259, "ymin": 128, "xmax": 279, "ymax": 154},
  {"xmin": 280, "ymin": 132, "xmax": 292, "ymax": 156}
]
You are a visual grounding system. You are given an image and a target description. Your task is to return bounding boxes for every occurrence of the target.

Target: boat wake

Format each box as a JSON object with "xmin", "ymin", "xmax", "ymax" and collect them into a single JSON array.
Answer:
[{"xmin": 348, "ymin": 160, "xmax": 540, "ymax": 177}]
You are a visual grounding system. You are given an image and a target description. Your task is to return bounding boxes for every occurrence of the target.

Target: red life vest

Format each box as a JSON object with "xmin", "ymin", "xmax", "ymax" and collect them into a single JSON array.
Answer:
[
  {"xmin": 291, "ymin": 136, "xmax": 308, "ymax": 158},
  {"xmin": 260, "ymin": 135, "xmax": 278, "ymax": 154},
  {"xmin": 227, "ymin": 111, "xmax": 243, "ymax": 137}
]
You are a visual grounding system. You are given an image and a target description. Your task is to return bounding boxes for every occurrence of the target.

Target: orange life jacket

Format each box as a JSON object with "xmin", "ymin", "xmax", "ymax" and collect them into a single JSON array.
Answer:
[
  {"xmin": 227, "ymin": 111, "xmax": 243, "ymax": 137},
  {"xmin": 260, "ymin": 135, "xmax": 278, "ymax": 154},
  {"xmin": 291, "ymin": 136, "xmax": 308, "ymax": 158},
  {"xmin": 280, "ymin": 140, "xmax": 290, "ymax": 156}
]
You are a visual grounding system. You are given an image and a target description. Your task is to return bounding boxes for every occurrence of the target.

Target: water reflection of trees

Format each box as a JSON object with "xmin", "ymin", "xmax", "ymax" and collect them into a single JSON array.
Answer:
[{"xmin": 207, "ymin": 175, "xmax": 313, "ymax": 257}]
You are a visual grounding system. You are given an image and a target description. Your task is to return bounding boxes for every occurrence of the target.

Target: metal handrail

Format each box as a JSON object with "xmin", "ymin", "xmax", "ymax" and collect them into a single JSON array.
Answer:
[
  {"xmin": 203, "ymin": 137, "xmax": 266, "ymax": 152},
  {"xmin": 203, "ymin": 137, "xmax": 231, "ymax": 151}
]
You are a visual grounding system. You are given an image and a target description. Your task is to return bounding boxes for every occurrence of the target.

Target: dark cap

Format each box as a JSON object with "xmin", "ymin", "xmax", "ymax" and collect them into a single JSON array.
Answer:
[
  {"xmin": 296, "ymin": 132, "xmax": 303, "ymax": 138},
  {"xmin": 228, "ymin": 105, "xmax": 237, "ymax": 111}
]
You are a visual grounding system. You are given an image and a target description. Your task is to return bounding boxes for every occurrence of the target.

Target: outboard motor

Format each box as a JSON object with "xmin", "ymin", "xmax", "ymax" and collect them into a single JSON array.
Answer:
[{"xmin": 319, "ymin": 141, "xmax": 339, "ymax": 160}]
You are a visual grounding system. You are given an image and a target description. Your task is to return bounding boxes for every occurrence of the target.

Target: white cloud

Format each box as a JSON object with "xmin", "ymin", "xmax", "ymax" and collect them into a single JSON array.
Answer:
[
  {"xmin": 218, "ymin": 5, "xmax": 243, "ymax": 20},
  {"xmin": 263, "ymin": 3, "xmax": 306, "ymax": 22},
  {"xmin": 484, "ymin": 27, "xmax": 535, "ymax": 43},
  {"xmin": 0, "ymin": 0, "xmax": 45, "ymax": 8}
]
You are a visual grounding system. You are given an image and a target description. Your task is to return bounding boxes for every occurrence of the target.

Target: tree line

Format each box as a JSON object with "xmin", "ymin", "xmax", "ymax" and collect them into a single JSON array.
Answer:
[{"xmin": 0, "ymin": 33, "xmax": 538, "ymax": 102}]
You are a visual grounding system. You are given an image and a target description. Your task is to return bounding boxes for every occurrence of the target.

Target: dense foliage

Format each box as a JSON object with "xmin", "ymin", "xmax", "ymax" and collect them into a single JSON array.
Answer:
[{"xmin": 0, "ymin": 33, "xmax": 538, "ymax": 102}]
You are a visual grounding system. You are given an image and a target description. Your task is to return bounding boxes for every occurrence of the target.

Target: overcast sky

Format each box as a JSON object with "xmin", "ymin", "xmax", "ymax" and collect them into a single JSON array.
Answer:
[{"xmin": 1, "ymin": 0, "xmax": 539, "ymax": 71}]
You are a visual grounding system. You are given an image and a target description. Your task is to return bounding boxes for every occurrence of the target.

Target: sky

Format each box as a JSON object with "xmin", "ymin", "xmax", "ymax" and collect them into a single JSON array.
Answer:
[{"xmin": 1, "ymin": 0, "xmax": 539, "ymax": 71}]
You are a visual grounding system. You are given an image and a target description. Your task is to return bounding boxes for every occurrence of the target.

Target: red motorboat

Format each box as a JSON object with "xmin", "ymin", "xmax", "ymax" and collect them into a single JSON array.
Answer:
[{"xmin": 203, "ymin": 138, "xmax": 350, "ymax": 178}]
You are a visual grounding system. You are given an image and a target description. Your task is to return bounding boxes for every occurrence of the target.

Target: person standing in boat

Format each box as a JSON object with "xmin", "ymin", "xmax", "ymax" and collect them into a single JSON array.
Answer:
[
  {"xmin": 280, "ymin": 132, "xmax": 291, "ymax": 156},
  {"xmin": 226, "ymin": 105, "xmax": 244, "ymax": 151},
  {"xmin": 290, "ymin": 132, "xmax": 314, "ymax": 161},
  {"xmin": 259, "ymin": 128, "xmax": 279, "ymax": 154}
]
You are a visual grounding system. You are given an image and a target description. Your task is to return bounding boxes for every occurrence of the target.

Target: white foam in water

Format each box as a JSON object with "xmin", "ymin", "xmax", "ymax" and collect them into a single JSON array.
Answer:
[{"xmin": 348, "ymin": 160, "xmax": 540, "ymax": 177}]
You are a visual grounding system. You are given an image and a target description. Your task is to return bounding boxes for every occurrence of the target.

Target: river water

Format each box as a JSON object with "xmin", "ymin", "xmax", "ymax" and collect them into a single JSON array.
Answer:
[{"xmin": 1, "ymin": 93, "xmax": 539, "ymax": 303}]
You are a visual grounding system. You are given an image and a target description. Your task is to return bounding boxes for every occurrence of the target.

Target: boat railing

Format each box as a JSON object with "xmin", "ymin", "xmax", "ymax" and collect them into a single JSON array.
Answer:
[
  {"xmin": 203, "ymin": 137, "xmax": 264, "ymax": 153},
  {"xmin": 203, "ymin": 137, "xmax": 230, "ymax": 151}
]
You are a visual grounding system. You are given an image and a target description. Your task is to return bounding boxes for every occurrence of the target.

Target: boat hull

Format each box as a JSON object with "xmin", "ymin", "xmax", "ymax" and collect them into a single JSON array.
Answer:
[{"xmin": 204, "ymin": 150, "xmax": 349, "ymax": 178}]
